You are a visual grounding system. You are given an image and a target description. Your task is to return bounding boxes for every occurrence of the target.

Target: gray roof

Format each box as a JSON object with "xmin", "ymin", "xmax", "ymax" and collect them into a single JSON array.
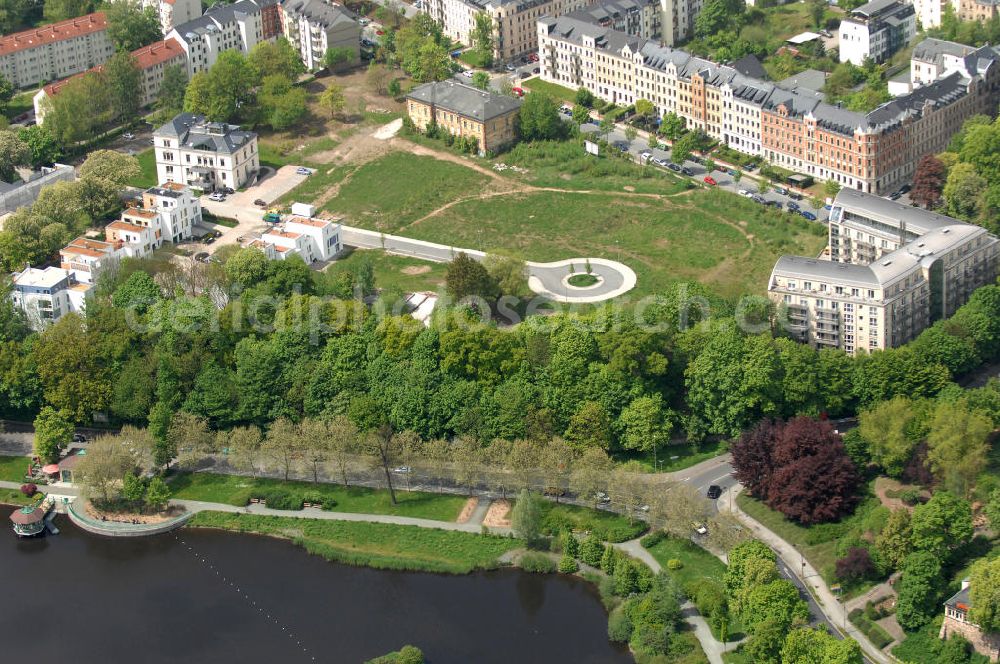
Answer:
[
  {"xmin": 778, "ymin": 69, "xmax": 828, "ymax": 94},
  {"xmin": 145, "ymin": 185, "xmax": 184, "ymax": 199},
  {"xmin": 850, "ymin": 0, "xmax": 911, "ymax": 19},
  {"xmin": 174, "ymin": 0, "xmax": 276, "ymax": 40},
  {"xmin": 564, "ymin": 0, "xmax": 657, "ymax": 26},
  {"xmin": 944, "ymin": 585, "xmax": 971, "ymax": 611},
  {"xmin": 406, "ymin": 81, "xmax": 522, "ymax": 122},
  {"xmin": 771, "ymin": 255, "xmax": 882, "ymax": 287},
  {"xmin": 834, "ymin": 188, "xmax": 958, "ymax": 235},
  {"xmin": 153, "ymin": 113, "xmax": 257, "ymax": 154},
  {"xmin": 281, "ymin": 0, "xmax": 357, "ymax": 29},
  {"xmin": 730, "ymin": 54, "xmax": 767, "ymax": 80},
  {"xmin": 913, "ymin": 37, "xmax": 979, "ymax": 63}
]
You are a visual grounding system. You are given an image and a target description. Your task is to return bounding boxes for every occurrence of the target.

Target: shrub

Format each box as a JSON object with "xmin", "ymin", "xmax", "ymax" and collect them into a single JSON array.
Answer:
[
  {"xmin": 601, "ymin": 544, "xmax": 619, "ymax": 573},
  {"xmin": 607, "ymin": 604, "xmax": 633, "ymax": 642},
  {"xmin": 614, "ymin": 558, "xmax": 640, "ymax": 596},
  {"xmin": 666, "ymin": 559, "xmax": 683, "ymax": 570},
  {"xmin": 580, "ymin": 534, "xmax": 605, "ymax": 567},
  {"xmin": 20, "ymin": 483, "xmax": 37, "ymax": 497},
  {"xmin": 836, "ymin": 546, "xmax": 876, "ymax": 582},
  {"xmin": 518, "ymin": 552, "xmax": 556, "ymax": 573},
  {"xmin": 558, "ymin": 554, "xmax": 579, "ymax": 574},
  {"xmin": 900, "ymin": 489, "xmax": 925, "ymax": 505},
  {"xmin": 562, "ymin": 530, "xmax": 580, "ymax": 558},
  {"xmin": 640, "ymin": 531, "xmax": 665, "ymax": 548},
  {"xmin": 255, "ymin": 489, "xmax": 302, "ymax": 511}
]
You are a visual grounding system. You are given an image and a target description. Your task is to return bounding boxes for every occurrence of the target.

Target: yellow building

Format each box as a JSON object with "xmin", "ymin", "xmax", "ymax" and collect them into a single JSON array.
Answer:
[{"xmin": 406, "ymin": 80, "xmax": 522, "ymax": 154}]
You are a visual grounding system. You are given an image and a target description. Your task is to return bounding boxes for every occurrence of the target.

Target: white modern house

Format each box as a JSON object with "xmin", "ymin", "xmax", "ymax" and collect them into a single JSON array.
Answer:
[
  {"xmin": 838, "ymin": 0, "xmax": 916, "ymax": 65},
  {"xmin": 153, "ymin": 113, "xmax": 260, "ymax": 192},
  {"xmin": 11, "ymin": 266, "xmax": 93, "ymax": 330},
  {"xmin": 251, "ymin": 209, "xmax": 342, "ymax": 262},
  {"xmin": 280, "ymin": 0, "xmax": 360, "ymax": 71},
  {"xmin": 58, "ymin": 237, "xmax": 122, "ymax": 284},
  {"xmin": 166, "ymin": 0, "xmax": 281, "ymax": 76},
  {"xmin": 142, "ymin": 182, "xmax": 201, "ymax": 243}
]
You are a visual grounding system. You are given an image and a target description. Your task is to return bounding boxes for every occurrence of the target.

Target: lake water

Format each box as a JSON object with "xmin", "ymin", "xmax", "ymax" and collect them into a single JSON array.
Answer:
[{"xmin": 0, "ymin": 517, "xmax": 632, "ymax": 663}]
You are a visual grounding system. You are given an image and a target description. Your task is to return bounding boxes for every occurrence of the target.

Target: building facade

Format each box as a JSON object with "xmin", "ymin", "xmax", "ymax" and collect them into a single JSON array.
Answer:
[
  {"xmin": 142, "ymin": 182, "xmax": 201, "ymax": 243},
  {"xmin": 0, "ymin": 13, "xmax": 113, "ymax": 89},
  {"xmin": 153, "ymin": 113, "xmax": 260, "ymax": 191},
  {"xmin": 280, "ymin": 0, "xmax": 360, "ymax": 70},
  {"xmin": 10, "ymin": 266, "xmax": 93, "ymax": 330},
  {"xmin": 34, "ymin": 37, "xmax": 188, "ymax": 124},
  {"xmin": 538, "ymin": 17, "xmax": 1000, "ymax": 194},
  {"xmin": 838, "ymin": 0, "xmax": 916, "ymax": 66},
  {"xmin": 167, "ymin": 0, "xmax": 281, "ymax": 77},
  {"xmin": 133, "ymin": 0, "xmax": 202, "ymax": 33},
  {"xmin": 59, "ymin": 237, "xmax": 121, "ymax": 284},
  {"xmin": 940, "ymin": 580, "xmax": 1000, "ymax": 662},
  {"xmin": 767, "ymin": 189, "xmax": 999, "ymax": 355},
  {"xmin": 406, "ymin": 80, "xmax": 521, "ymax": 153},
  {"xmin": 250, "ymin": 214, "xmax": 342, "ymax": 262}
]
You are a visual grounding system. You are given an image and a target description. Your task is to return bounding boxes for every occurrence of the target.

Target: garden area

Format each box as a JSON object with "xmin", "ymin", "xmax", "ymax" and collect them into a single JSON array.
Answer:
[
  {"xmin": 325, "ymin": 248, "xmax": 447, "ymax": 294},
  {"xmin": 188, "ymin": 511, "xmax": 520, "ymax": 574},
  {"xmin": 0, "ymin": 454, "xmax": 31, "ymax": 483},
  {"xmin": 612, "ymin": 439, "xmax": 729, "ymax": 473},
  {"xmin": 127, "ymin": 149, "xmax": 158, "ymax": 189},
  {"xmin": 166, "ymin": 472, "xmax": 468, "ymax": 522},
  {"xmin": 537, "ymin": 500, "xmax": 647, "ymax": 543}
]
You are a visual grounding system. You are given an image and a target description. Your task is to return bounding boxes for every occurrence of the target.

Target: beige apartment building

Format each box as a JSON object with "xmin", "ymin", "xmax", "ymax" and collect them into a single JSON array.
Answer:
[
  {"xmin": 768, "ymin": 189, "xmax": 999, "ymax": 355},
  {"xmin": 0, "ymin": 13, "xmax": 113, "ymax": 89},
  {"xmin": 406, "ymin": 80, "xmax": 522, "ymax": 153}
]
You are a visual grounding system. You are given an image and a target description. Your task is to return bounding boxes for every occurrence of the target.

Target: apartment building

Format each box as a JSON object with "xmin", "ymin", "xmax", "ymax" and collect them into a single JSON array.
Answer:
[
  {"xmin": 913, "ymin": 0, "xmax": 1000, "ymax": 27},
  {"xmin": 34, "ymin": 38, "xmax": 188, "ymax": 124},
  {"xmin": 153, "ymin": 113, "xmax": 260, "ymax": 191},
  {"xmin": 167, "ymin": 0, "xmax": 281, "ymax": 77},
  {"xmin": 838, "ymin": 0, "xmax": 916, "ymax": 66},
  {"xmin": 406, "ymin": 80, "xmax": 522, "ymax": 153},
  {"xmin": 0, "ymin": 13, "xmax": 113, "ymax": 89},
  {"xmin": 134, "ymin": 0, "xmax": 202, "ymax": 33},
  {"xmin": 538, "ymin": 17, "xmax": 1000, "ymax": 193},
  {"xmin": 768, "ymin": 189, "xmax": 999, "ymax": 354},
  {"xmin": 59, "ymin": 237, "xmax": 122, "ymax": 285},
  {"xmin": 251, "ymin": 215, "xmax": 342, "ymax": 262},
  {"xmin": 10, "ymin": 266, "xmax": 93, "ymax": 330},
  {"xmin": 562, "ymin": 0, "xmax": 662, "ymax": 41},
  {"xmin": 940, "ymin": 580, "xmax": 1000, "ymax": 662},
  {"xmin": 143, "ymin": 181, "xmax": 201, "ymax": 243},
  {"xmin": 280, "ymin": 0, "xmax": 360, "ymax": 71}
]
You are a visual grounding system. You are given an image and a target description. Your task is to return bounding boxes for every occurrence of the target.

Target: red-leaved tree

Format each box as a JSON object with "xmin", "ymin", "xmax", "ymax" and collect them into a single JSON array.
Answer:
[
  {"xmin": 731, "ymin": 418, "xmax": 782, "ymax": 498},
  {"xmin": 910, "ymin": 155, "xmax": 946, "ymax": 209},
  {"xmin": 767, "ymin": 440, "xmax": 861, "ymax": 524},
  {"xmin": 835, "ymin": 546, "xmax": 876, "ymax": 582}
]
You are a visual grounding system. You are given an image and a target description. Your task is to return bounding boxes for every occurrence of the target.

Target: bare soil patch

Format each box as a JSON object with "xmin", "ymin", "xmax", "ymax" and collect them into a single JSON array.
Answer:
[
  {"xmin": 456, "ymin": 497, "xmax": 479, "ymax": 524},
  {"xmin": 401, "ymin": 265, "xmax": 432, "ymax": 275},
  {"xmin": 483, "ymin": 499, "xmax": 511, "ymax": 528}
]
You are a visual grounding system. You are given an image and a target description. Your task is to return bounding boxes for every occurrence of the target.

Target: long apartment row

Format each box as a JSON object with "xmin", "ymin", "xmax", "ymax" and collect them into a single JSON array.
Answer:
[
  {"xmin": 536, "ymin": 14, "xmax": 1000, "ymax": 195},
  {"xmin": 4, "ymin": 0, "xmax": 362, "ymax": 119}
]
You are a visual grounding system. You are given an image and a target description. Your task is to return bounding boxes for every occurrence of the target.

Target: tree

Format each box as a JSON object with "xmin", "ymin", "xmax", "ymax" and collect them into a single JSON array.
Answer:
[
  {"xmin": 706, "ymin": 512, "xmax": 751, "ymax": 553},
  {"xmin": 910, "ymin": 491, "xmax": 973, "ymax": 561},
  {"xmin": 470, "ymin": 12, "xmax": 494, "ymax": 67},
  {"xmin": 144, "ymin": 476, "xmax": 171, "ymax": 511},
  {"xmin": 184, "ymin": 51, "xmax": 257, "ymax": 123},
  {"xmin": 112, "ymin": 270, "xmax": 161, "ymax": 314},
  {"xmin": 896, "ymin": 550, "xmax": 943, "ymax": 630},
  {"xmin": 740, "ymin": 580, "xmax": 810, "ymax": 634},
  {"xmin": 986, "ymin": 488, "xmax": 1000, "ymax": 531},
  {"xmin": 572, "ymin": 105, "xmax": 591, "ymax": 125},
  {"xmin": 660, "ymin": 112, "xmax": 685, "ymax": 140},
  {"xmin": 618, "ymin": 394, "xmax": 673, "ymax": 466},
  {"xmin": 652, "ymin": 482, "xmax": 710, "ymax": 538},
  {"xmin": 445, "ymin": 252, "xmax": 498, "ymax": 301},
  {"xmin": 482, "ymin": 253, "xmax": 528, "ymax": 297},
  {"xmin": 471, "ymin": 71, "xmax": 490, "ymax": 90},
  {"xmin": 925, "ymin": 400, "xmax": 991, "ymax": 497},
  {"xmin": 570, "ymin": 446, "xmax": 613, "ymax": 505},
  {"xmin": 104, "ymin": 1, "xmax": 160, "ymax": 52},
  {"xmin": 724, "ymin": 540, "xmax": 777, "ymax": 596},
  {"xmin": 387, "ymin": 78, "xmax": 401, "ymax": 99},
  {"xmin": 875, "ymin": 508, "xmax": 912, "ymax": 571},
  {"xmin": 33, "ymin": 406, "xmax": 72, "ymax": 463},
  {"xmin": 75, "ymin": 433, "xmax": 138, "ymax": 505},
  {"xmin": 518, "ymin": 92, "xmax": 566, "ymax": 142},
  {"xmin": 511, "ymin": 488, "xmax": 542, "ymax": 544},
  {"xmin": 258, "ymin": 75, "xmax": 307, "ymax": 130},
  {"xmin": 910, "ymin": 154, "xmax": 946, "ymax": 209},
  {"xmin": 835, "ymin": 547, "xmax": 875, "ymax": 583},
  {"xmin": 575, "ymin": 87, "xmax": 594, "ymax": 108},
  {"xmin": 78, "ymin": 149, "xmax": 141, "ymax": 212},
  {"xmin": 969, "ymin": 557, "xmax": 1000, "ymax": 632},
  {"xmin": 226, "ymin": 425, "xmax": 263, "ymax": 477},
  {"xmin": 857, "ymin": 396, "xmax": 922, "ymax": 477},
  {"xmin": 695, "ymin": 0, "xmax": 744, "ymax": 39},
  {"xmin": 156, "ymin": 64, "xmax": 188, "ymax": 117},
  {"xmin": 731, "ymin": 418, "xmax": 780, "ymax": 498},
  {"xmin": 767, "ymin": 441, "xmax": 860, "ymax": 524},
  {"xmin": 364, "ymin": 424, "xmax": 405, "ymax": 504},
  {"xmin": 318, "ymin": 84, "xmax": 347, "ymax": 119},
  {"xmin": 565, "ymin": 401, "xmax": 612, "ymax": 451},
  {"xmin": 634, "ymin": 98, "xmax": 654, "ymax": 120},
  {"xmin": 251, "ymin": 38, "xmax": 306, "ymax": 80},
  {"xmin": 42, "ymin": 71, "xmax": 111, "ymax": 146},
  {"xmin": 168, "ymin": 411, "xmax": 214, "ymax": 469},
  {"xmin": 18, "ymin": 125, "xmax": 60, "ymax": 168},
  {"xmin": 324, "ymin": 46, "xmax": 356, "ymax": 72},
  {"xmin": 43, "ymin": 0, "xmax": 92, "ymax": 23},
  {"xmin": 262, "ymin": 417, "xmax": 301, "ymax": 481},
  {"xmin": 121, "ymin": 471, "xmax": 146, "ymax": 504},
  {"xmin": 0, "ymin": 0, "xmax": 34, "ymax": 36},
  {"xmin": 326, "ymin": 415, "xmax": 358, "ymax": 486},
  {"xmin": 0, "ymin": 129, "xmax": 30, "ymax": 182},
  {"xmin": 781, "ymin": 628, "xmax": 862, "ymax": 664},
  {"xmin": 943, "ymin": 162, "xmax": 987, "ymax": 221}
]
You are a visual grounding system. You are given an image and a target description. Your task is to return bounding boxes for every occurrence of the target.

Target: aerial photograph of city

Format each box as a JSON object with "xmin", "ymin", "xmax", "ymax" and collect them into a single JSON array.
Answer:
[{"xmin": 0, "ymin": 0, "xmax": 998, "ymax": 660}]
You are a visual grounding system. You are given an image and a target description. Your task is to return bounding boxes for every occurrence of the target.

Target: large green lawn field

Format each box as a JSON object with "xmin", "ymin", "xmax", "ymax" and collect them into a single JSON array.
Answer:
[
  {"xmin": 167, "ymin": 472, "xmax": 467, "ymax": 522},
  {"xmin": 188, "ymin": 511, "xmax": 520, "ymax": 574},
  {"xmin": 324, "ymin": 248, "xmax": 447, "ymax": 294},
  {"xmin": 645, "ymin": 535, "xmax": 727, "ymax": 588},
  {"xmin": 0, "ymin": 455, "xmax": 31, "ymax": 483}
]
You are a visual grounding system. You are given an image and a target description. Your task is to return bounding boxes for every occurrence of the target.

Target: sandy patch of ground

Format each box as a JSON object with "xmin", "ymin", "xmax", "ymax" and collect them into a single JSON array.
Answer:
[
  {"xmin": 372, "ymin": 118, "xmax": 403, "ymax": 140},
  {"xmin": 456, "ymin": 497, "xmax": 479, "ymax": 524},
  {"xmin": 483, "ymin": 499, "xmax": 511, "ymax": 527},
  {"xmin": 401, "ymin": 265, "xmax": 432, "ymax": 275},
  {"xmin": 874, "ymin": 477, "xmax": 927, "ymax": 512}
]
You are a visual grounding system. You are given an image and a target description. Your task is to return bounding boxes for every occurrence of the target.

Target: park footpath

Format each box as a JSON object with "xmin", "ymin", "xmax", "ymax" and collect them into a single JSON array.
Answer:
[{"xmin": 721, "ymin": 485, "xmax": 893, "ymax": 664}]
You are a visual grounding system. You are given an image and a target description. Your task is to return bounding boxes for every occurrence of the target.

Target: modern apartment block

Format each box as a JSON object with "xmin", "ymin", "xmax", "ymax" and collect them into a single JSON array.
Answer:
[
  {"xmin": 0, "ymin": 13, "xmax": 113, "ymax": 89},
  {"xmin": 767, "ymin": 189, "xmax": 999, "ymax": 355},
  {"xmin": 838, "ymin": 0, "xmax": 916, "ymax": 66},
  {"xmin": 537, "ymin": 17, "xmax": 1000, "ymax": 194},
  {"xmin": 167, "ymin": 0, "xmax": 281, "ymax": 77},
  {"xmin": 153, "ymin": 113, "xmax": 260, "ymax": 192},
  {"xmin": 34, "ymin": 38, "xmax": 188, "ymax": 124},
  {"xmin": 10, "ymin": 266, "xmax": 93, "ymax": 330},
  {"xmin": 280, "ymin": 0, "xmax": 360, "ymax": 70},
  {"xmin": 429, "ymin": 0, "xmax": 694, "ymax": 63},
  {"xmin": 142, "ymin": 181, "xmax": 201, "ymax": 243},
  {"xmin": 250, "ymin": 215, "xmax": 343, "ymax": 262},
  {"xmin": 406, "ymin": 80, "xmax": 522, "ymax": 153},
  {"xmin": 59, "ymin": 237, "xmax": 122, "ymax": 284},
  {"xmin": 136, "ymin": 0, "xmax": 203, "ymax": 33}
]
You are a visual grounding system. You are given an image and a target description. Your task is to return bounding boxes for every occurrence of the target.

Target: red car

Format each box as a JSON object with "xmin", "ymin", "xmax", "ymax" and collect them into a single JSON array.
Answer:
[
  {"xmin": 512, "ymin": 87, "xmax": 524, "ymax": 97},
  {"xmin": 703, "ymin": 176, "xmax": 717, "ymax": 186},
  {"xmin": 529, "ymin": 53, "xmax": 539, "ymax": 62}
]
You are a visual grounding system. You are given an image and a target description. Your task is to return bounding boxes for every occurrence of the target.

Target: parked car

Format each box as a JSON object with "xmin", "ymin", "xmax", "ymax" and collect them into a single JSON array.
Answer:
[
  {"xmin": 738, "ymin": 189, "xmax": 751, "ymax": 197},
  {"xmin": 559, "ymin": 105, "xmax": 572, "ymax": 115},
  {"xmin": 788, "ymin": 191, "xmax": 803, "ymax": 200},
  {"xmin": 703, "ymin": 175, "xmax": 717, "ymax": 186},
  {"xmin": 461, "ymin": 69, "xmax": 473, "ymax": 78},
  {"xmin": 72, "ymin": 433, "xmax": 87, "ymax": 443},
  {"xmin": 767, "ymin": 200, "xmax": 783, "ymax": 209},
  {"xmin": 773, "ymin": 185, "xmax": 788, "ymax": 195},
  {"xmin": 520, "ymin": 56, "xmax": 529, "ymax": 64},
  {"xmin": 263, "ymin": 212, "xmax": 281, "ymax": 223},
  {"xmin": 667, "ymin": 162, "xmax": 681, "ymax": 172},
  {"xmin": 254, "ymin": 199, "xmax": 267, "ymax": 207},
  {"xmin": 613, "ymin": 141, "xmax": 628, "ymax": 152},
  {"xmin": 706, "ymin": 485, "xmax": 722, "ymax": 499},
  {"xmin": 204, "ymin": 236, "xmax": 215, "ymax": 245},
  {"xmin": 358, "ymin": 17, "xmax": 369, "ymax": 25},
  {"xmin": 694, "ymin": 523, "xmax": 708, "ymax": 535},
  {"xmin": 800, "ymin": 210, "xmax": 817, "ymax": 221},
  {"xmin": 529, "ymin": 53, "xmax": 539, "ymax": 62},
  {"xmin": 512, "ymin": 87, "xmax": 524, "ymax": 97},
  {"xmin": 392, "ymin": 466, "xmax": 412, "ymax": 474},
  {"xmin": 520, "ymin": 70, "xmax": 531, "ymax": 78},
  {"xmin": 651, "ymin": 157, "xmax": 668, "ymax": 168},
  {"xmin": 726, "ymin": 168, "xmax": 738, "ymax": 176},
  {"xmin": 898, "ymin": 183, "xmax": 911, "ymax": 194},
  {"xmin": 505, "ymin": 63, "xmax": 515, "ymax": 72},
  {"xmin": 751, "ymin": 194, "xmax": 766, "ymax": 204},
  {"xmin": 296, "ymin": 167, "xmax": 312, "ymax": 175},
  {"xmin": 209, "ymin": 192, "xmax": 226, "ymax": 202},
  {"xmin": 787, "ymin": 201, "xmax": 800, "ymax": 211},
  {"xmin": 596, "ymin": 492, "xmax": 611, "ymax": 504},
  {"xmin": 690, "ymin": 155, "xmax": 704, "ymax": 164},
  {"xmin": 122, "ymin": 132, "xmax": 135, "ymax": 141},
  {"xmin": 681, "ymin": 166, "xmax": 694, "ymax": 176},
  {"xmin": 212, "ymin": 230, "xmax": 222, "ymax": 238},
  {"xmin": 221, "ymin": 186, "xmax": 235, "ymax": 194},
  {"xmin": 532, "ymin": 67, "xmax": 540, "ymax": 74},
  {"xmin": 638, "ymin": 149, "xmax": 652, "ymax": 162},
  {"xmin": 889, "ymin": 191, "xmax": 903, "ymax": 200}
]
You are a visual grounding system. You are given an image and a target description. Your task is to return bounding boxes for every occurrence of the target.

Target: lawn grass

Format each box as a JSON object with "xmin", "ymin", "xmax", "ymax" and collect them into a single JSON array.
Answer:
[
  {"xmin": 612, "ymin": 440, "xmax": 729, "ymax": 473},
  {"xmin": 0, "ymin": 454, "xmax": 31, "ymax": 482},
  {"xmin": 275, "ymin": 163, "xmax": 353, "ymax": 205},
  {"xmin": 202, "ymin": 211, "xmax": 238, "ymax": 227},
  {"xmin": 321, "ymin": 152, "xmax": 490, "ymax": 226},
  {"xmin": 522, "ymin": 78, "xmax": 579, "ymax": 104},
  {"xmin": 324, "ymin": 248, "xmax": 447, "ymax": 293},
  {"xmin": 188, "ymin": 511, "xmax": 521, "ymax": 574},
  {"xmin": 645, "ymin": 535, "xmax": 727, "ymax": 588},
  {"xmin": 0, "ymin": 488, "xmax": 41, "ymax": 506},
  {"xmin": 167, "ymin": 472, "xmax": 467, "ymax": 522},
  {"xmin": 538, "ymin": 500, "xmax": 647, "ymax": 542},
  {"xmin": 4, "ymin": 90, "xmax": 35, "ymax": 121},
  {"xmin": 458, "ymin": 50, "xmax": 490, "ymax": 68},
  {"xmin": 128, "ymin": 149, "xmax": 158, "ymax": 189}
]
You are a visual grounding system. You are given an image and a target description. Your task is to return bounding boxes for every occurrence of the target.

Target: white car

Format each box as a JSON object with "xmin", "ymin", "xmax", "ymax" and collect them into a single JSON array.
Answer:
[
  {"xmin": 694, "ymin": 523, "xmax": 708, "ymax": 535},
  {"xmin": 358, "ymin": 17, "xmax": 370, "ymax": 25},
  {"xmin": 209, "ymin": 192, "xmax": 226, "ymax": 202},
  {"xmin": 739, "ymin": 189, "xmax": 752, "ymax": 197},
  {"xmin": 296, "ymin": 167, "xmax": 312, "ymax": 175},
  {"xmin": 392, "ymin": 465, "xmax": 412, "ymax": 474},
  {"xmin": 122, "ymin": 132, "xmax": 135, "ymax": 141},
  {"xmin": 462, "ymin": 70, "xmax": 474, "ymax": 78},
  {"xmin": 596, "ymin": 491, "xmax": 611, "ymax": 504}
]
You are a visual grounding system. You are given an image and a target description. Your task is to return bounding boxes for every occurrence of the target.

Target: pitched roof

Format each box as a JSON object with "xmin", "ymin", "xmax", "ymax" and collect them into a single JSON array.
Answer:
[
  {"xmin": 153, "ymin": 113, "xmax": 257, "ymax": 154},
  {"xmin": 406, "ymin": 80, "xmax": 522, "ymax": 122},
  {"xmin": 0, "ymin": 12, "xmax": 107, "ymax": 56},
  {"xmin": 132, "ymin": 38, "xmax": 185, "ymax": 69},
  {"xmin": 281, "ymin": 0, "xmax": 357, "ymax": 28}
]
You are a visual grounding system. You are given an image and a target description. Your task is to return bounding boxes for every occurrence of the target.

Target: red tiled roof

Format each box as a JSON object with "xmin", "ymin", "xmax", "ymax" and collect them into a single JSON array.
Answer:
[
  {"xmin": 132, "ymin": 38, "xmax": 184, "ymax": 69},
  {"xmin": 0, "ymin": 12, "xmax": 108, "ymax": 57}
]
